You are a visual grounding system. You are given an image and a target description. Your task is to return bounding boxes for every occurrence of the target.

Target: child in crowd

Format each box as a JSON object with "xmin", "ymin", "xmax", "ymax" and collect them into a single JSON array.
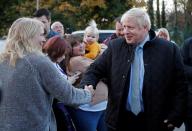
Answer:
[{"xmin": 83, "ymin": 20, "xmax": 101, "ymax": 60}]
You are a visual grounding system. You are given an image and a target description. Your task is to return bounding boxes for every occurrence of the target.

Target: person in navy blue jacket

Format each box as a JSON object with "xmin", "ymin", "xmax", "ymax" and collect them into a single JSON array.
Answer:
[
  {"xmin": 79, "ymin": 8, "xmax": 187, "ymax": 131},
  {"xmin": 181, "ymin": 37, "xmax": 192, "ymax": 131}
]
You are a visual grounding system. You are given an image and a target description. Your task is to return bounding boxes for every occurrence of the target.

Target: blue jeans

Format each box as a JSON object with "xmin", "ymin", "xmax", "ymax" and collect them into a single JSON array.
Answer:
[{"xmin": 67, "ymin": 107, "xmax": 107, "ymax": 131}]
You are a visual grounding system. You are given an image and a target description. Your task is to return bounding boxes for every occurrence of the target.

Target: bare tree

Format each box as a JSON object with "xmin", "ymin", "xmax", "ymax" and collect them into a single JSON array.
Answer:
[
  {"xmin": 156, "ymin": 0, "xmax": 161, "ymax": 28},
  {"xmin": 161, "ymin": 0, "xmax": 166, "ymax": 27},
  {"xmin": 147, "ymin": 0, "xmax": 154, "ymax": 29}
]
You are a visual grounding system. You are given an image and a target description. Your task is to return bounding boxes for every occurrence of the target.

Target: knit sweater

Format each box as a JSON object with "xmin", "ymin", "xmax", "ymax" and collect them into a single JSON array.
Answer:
[{"xmin": 0, "ymin": 53, "xmax": 91, "ymax": 131}]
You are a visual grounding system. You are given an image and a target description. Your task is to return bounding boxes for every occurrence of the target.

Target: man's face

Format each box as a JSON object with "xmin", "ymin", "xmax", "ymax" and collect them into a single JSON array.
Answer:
[
  {"xmin": 115, "ymin": 21, "xmax": 124, "ymax": 37},
  {"xmin": 35, "ymin": 15, "xmax": 50, "ymax": 36},
  {"xmin": 122, "ymin": 17, "xmax": 148, "ymax": 45},
  {"xmin": 52, "ymin": 22, "xmax": 64, "ymax": 37}
]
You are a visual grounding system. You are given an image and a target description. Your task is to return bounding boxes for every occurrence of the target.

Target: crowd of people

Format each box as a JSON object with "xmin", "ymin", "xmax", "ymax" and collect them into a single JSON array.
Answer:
[{"xmin": 0, "ymin": 7, "xmax": 191, "ymax": 131}]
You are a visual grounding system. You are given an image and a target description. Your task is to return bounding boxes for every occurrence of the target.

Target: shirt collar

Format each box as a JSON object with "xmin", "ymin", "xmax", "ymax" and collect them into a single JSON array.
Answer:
[{"xmin": 138, "ymin": 34, "xmax": 150, "ymax": 49}]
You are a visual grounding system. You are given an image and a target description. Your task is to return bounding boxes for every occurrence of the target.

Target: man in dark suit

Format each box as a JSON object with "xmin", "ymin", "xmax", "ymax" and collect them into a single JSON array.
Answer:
[
  {"xmin": 79, "ymin": 8, "xmax": 187, "ymax": 131},
  {"xmin": 181, "ymin": 37, "xmax": 192, "ymax": 131}
]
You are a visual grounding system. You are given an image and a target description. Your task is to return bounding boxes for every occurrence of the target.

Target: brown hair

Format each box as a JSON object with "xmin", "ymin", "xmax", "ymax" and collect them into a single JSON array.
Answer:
[
  {"xmin": 64, "ymin": 34, "xmax": 84, "ymax": 74},
  {"xmin": 66, "ymin": 34, "xmax": 83, "ymax": 47},
  {"xmin": 42, "ymin": 36, "xmax": 71, "ymax": 62}
]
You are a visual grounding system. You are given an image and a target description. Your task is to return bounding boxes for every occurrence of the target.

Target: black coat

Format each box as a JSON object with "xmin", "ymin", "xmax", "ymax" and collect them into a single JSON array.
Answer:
[
  {"xmin": 80, "ymin": 30, "xmax": 187, "ymax": 131},
  {"xmin": 181, "ymin": 37, "xmax": 192, "ymax": 117}
]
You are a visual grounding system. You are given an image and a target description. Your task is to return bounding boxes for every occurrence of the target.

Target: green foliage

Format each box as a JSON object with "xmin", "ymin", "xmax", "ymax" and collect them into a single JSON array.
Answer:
[
  {"xmin": 0, "ymin": 0, "xmax": 139, "ymax": 36},
  {"xmin": 183, "ymin": 0, "xmax": 192, "ymax": 39},
  {"xmin": 166, "ymin": 0, "xmax": 192, "ymax": 45},
  {"xmin": 1, "ymin": 0, "xmax": 191, "ymax": 45},
  {"xmin": 0, "ymin": 0, "xmax": 36, "ymax": 36}
]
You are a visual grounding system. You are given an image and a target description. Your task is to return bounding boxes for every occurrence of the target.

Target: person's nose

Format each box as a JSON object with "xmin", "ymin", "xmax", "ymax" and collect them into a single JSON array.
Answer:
[
  {"xmin": 42, "ymin": 37, "xmax": 46, "ymax": 45},
  {"xmin": 124, "ymin": 28, "xmax": 130, "ymax": 35},
  {"xmin": 87, "ymin": 37, "xmax": 91, "ymax": 40}
]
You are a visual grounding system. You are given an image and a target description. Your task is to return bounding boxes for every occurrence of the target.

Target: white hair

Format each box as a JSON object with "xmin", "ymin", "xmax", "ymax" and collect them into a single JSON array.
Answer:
[
  {"xmin": 121, "ymin": 8, "xmax": 151, "ymax": 30},
  {"xmin": 51, "ymin": 21, "xmax": 63, "ymax": 30}
]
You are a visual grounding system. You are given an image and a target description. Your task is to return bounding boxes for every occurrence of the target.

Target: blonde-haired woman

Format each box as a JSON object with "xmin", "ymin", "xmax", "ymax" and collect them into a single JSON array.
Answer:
[{"xmin": 0, "ymin": 17, "xmax": 93, "ymax": 131}]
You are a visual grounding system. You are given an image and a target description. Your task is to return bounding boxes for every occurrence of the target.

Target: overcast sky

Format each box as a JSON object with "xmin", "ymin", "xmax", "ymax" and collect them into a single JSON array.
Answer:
[{"xmin": 152, "ymin": 0, "xmax": 174, "ymax": 12}]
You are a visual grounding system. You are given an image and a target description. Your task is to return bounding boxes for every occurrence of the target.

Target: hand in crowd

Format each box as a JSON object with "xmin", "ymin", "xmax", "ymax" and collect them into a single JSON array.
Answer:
[
  {"xmin": 68, "ymin": 71, "xmax": 81, "ymax": 84},
  {"xmin": 163, "ymin": 119, "xmax": 175, "ymax": 130}
]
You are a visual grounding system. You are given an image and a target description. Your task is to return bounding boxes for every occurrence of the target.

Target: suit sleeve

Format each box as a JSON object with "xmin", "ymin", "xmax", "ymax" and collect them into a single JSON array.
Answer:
[
  {"xmin": 79, "ymin": 42, "xmax": 112, "ymax": 89},
  {"xmin": 181, "ymin": 39, "xmax": 192, "ymax": 79},
  {"xmin": 168, "ymin": 44, "xmax": 187, "ymax": 127}
]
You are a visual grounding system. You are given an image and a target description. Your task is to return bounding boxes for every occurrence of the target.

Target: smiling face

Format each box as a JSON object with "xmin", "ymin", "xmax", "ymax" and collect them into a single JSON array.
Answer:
[
  {"xmin": 122, "ymin": 17, "xmax": 148, "ymax": 45},
  {"xmin": 72, "ymin": 42, "xmax": 85, "ymax": 56},
  {"xmin": 51, "ymin": 22, "xmax": 64, "ymax": 37},
  {"xmin": 115, "ymin": 21, "xmax": 124, "ymax": 37},
  {"xmin": 121, "ymin": 8, "xmax": 151, "ymax": 45},
  {"xmin": 32, "ymin": 26, "xmax": 46, "ymax": 48}
]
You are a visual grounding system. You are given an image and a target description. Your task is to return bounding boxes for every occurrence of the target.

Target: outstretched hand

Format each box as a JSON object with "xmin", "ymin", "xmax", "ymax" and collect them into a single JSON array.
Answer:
[
  {"xmin": 163, "ymin": 119, "xmax": 175, "ymax": 130},
  {"xmin": 68, "ymin": 71, "xmax": 81, "ymax": 84},
  {"xmin": 84, "ymin": 85, "xmax": 95, "ymax": 97}
]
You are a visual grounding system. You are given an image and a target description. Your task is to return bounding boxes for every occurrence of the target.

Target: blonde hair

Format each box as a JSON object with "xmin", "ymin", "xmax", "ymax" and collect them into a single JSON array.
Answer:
[
  {"xmin": 84, "ymin": 20, "xmax": 99, "ymax": 41},
  {"xmin": 121, "ymin": 8, "xmax": 151, "ymax": 31},
  {"xmin": 0, "ymin": 17, "xmax": 44, "ymax": 66}
]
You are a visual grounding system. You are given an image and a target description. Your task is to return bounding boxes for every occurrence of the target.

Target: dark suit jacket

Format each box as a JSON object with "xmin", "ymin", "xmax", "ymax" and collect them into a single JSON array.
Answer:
[
  {"xmin": 181, "ymin": 37, "xmax": 192, "ymax": 117},
  {"xmin": 80, "ymin": 30, "xmax": 187, "ymax": 131}
]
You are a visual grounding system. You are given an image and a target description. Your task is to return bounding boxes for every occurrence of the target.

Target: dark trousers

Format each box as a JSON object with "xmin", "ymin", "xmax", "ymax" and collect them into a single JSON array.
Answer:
[
  {"xmin": 107, "ymin": 111, "xmax": 146, "ymax": 131},
  {"xmin": 118, "ymin": 111, "xmax": 146, "ymax": 131},
  {"xmin": 184, "ymin": 119, "xmax": 192, "ymax": 131},
  {"xmin": 107, "ymin": 110, "xmax": 174, "ymax": 131}
]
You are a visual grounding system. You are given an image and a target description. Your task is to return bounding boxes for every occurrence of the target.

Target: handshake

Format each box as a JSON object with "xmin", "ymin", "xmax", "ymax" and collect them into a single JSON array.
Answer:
[{"xmin": 84, "ymin": 83, "xmax": 108, "ymax": 105}]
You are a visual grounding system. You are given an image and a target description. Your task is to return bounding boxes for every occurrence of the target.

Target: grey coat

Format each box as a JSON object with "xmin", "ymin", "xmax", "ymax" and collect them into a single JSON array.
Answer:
[{"xmin": 0, "ymin": 53, "xmax": 91, "ymax": 131}]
